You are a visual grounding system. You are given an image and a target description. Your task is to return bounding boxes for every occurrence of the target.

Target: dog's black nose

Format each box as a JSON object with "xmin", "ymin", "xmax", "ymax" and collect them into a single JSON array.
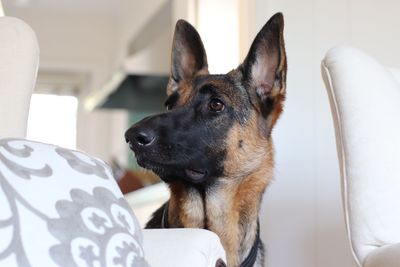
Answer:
[
  {"xmin": 125, "ymin": 127, "xmax": 156, "ymax": 147},
  {"xmin": 135, "ymin": 131, "xmax": 155, "ymax": 146}
]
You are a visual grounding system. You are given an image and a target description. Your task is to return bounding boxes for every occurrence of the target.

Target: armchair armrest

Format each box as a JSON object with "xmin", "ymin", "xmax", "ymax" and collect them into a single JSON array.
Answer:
[
  {"xmin": 364, "ymin": 243, "xmax": 400, "ymax": 267},
  {"xmin": 143, "ymin": 228, "xmax": 226, "ymax": 267}
]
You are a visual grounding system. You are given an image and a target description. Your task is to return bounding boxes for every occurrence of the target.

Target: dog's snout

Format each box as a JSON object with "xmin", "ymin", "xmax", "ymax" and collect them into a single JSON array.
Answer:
[
  {"xmin": 125, "ymin": 127, "xmax": 156, "ymax": 148},
  {"xmin": 135, "ymin": 131, "xmax": 155, "ymax": 146}
]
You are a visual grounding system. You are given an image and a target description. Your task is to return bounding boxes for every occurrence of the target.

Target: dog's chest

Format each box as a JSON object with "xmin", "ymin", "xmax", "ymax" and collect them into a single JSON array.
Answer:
[
  {"xmin": 178, "ymin": 186, "xmax": 205, "ymax": 227},
  {"xmin": 177, "ymin": 183, "xmax": 235, "ymax": 228},
  {"xmin": 176, "ymin": 184, "xmax": 248, "ymax": 266}
]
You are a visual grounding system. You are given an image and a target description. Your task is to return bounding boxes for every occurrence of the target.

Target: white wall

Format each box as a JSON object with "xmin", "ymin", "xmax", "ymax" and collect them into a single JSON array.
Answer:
[
  {"xmin": 106, "ymin": 0, "xmax": 169, "ymax": 166},
  {"xmin": 197, "ymin": 0, "xmax": 240, "ymax": 74},
  {"xmin": 254, "ymin": 2, "xmax": 319, "ymax": 266},
  {"xmin": 251, "ymin": 0, "xmax": 400, "ymax": 267}
]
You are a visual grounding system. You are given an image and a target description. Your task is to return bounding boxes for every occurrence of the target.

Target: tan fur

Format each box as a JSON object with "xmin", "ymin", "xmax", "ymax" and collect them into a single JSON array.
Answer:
[
  {"xmin": 210, "ymin": 114, "xmax": 274, "ymax": 266},
  {"xmin": 166, "ymin": 113, "xmax": 274, "ymax": 266},
  {"xmin": 168, "ymin": 182, "xmax": 204, "ymax": 228}
]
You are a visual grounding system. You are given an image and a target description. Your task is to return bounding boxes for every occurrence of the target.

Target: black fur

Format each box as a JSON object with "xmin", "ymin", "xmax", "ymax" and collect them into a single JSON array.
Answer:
[{"xmin": 145, "ymin": 202, "xmax": 166, "ymax": 229}]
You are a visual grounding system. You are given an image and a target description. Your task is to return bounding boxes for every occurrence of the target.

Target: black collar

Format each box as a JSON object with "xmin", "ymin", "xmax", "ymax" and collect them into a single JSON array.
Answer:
[
  {"xmin": 161, "ymin": 202, "xmax": 169, "ymax": 228},
  {"xmin": 161, "ymin": 203, "xmax": 260, "ymax": 267},
  {"xmin": 240, "ymin": 221, "xmax": 260, "ymax": 267}
]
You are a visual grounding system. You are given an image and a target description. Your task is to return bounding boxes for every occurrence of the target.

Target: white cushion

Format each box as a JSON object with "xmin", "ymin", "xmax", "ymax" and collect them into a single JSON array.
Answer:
[
  {"xmin": 321, "ymin": 46, "xmax": 400, "ymax": 266},
  {"xmin": 0, "ymin": 139, "xmax": 148, "ymax": 267},
  {"xmin": 143, "ymin": 228, "xmax": 226, "ymax": 267},
  {"xmin": 364, "ymin": 243, "xmax": 400, "ymax": 267},
  {"xmin": 0, "ymin": 17, "xmax": 39, "ymax": 138},
  {"xmin": 388, "ymin": 68, "xmax": 400, "ymax": 85}
]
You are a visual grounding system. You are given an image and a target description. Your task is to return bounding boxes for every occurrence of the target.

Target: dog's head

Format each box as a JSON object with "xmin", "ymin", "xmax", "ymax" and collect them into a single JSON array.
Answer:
[{"xmin": 125, "ymin": 13, "xmax": 286, "ymax": 185}]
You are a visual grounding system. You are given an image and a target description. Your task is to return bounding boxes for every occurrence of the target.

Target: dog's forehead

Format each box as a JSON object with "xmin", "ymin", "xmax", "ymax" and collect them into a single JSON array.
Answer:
[
  {"xmin": 192, "ymin": 72, "xmax": 247, "ymax": 97},
  {"xmin": 193, "ymin": 74, "xmax": 232, "ymax": 89}
]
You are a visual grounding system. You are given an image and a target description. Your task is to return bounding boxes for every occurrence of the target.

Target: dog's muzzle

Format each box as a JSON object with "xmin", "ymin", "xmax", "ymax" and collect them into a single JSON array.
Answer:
[{"xmin": 124, "ymin": 113, "xmax": 211, "ymax": 185}]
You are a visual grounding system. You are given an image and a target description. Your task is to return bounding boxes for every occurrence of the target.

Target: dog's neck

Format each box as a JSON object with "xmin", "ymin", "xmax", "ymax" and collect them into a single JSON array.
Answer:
[
  {"xmin": 161, "ymin": 203, "xmax": 260, "ymax": 267},
  {"xmin": 166, "ymin": 161, "xmax": 272, "ymax": 267}
]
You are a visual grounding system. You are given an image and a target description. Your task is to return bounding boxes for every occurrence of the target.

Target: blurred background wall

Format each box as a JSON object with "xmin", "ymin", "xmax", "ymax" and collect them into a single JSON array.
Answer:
[
  {"xmin": 255, "ymin": 1, "xmax": 400, "ymax": 266},
  {"xmin": 3, "ymin": 0, "xmax": 400, "ymax": 266}
]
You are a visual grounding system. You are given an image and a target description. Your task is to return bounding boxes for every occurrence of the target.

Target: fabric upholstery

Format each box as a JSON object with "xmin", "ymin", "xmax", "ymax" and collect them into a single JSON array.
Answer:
[
  {"xmin": 0, "ymin": 138, "xmax": 148, "ymax": 267},
  {"xmin": 143, "ymin": 228, "xmax": 226, "ymax": 267},
  {"xmin": 321, "ymin": 46, "xmax": 400, "ymax": 266},
  {"xmin": 364, "ymin": 243, "xmax": 400, "ymax": 267},
  {"xmin": 0, "ymin": 17, "xmax": 39, "ymax": 138}
]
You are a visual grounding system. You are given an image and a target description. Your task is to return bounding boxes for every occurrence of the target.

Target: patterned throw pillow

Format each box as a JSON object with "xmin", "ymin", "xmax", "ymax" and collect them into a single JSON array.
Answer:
[{"xmin": 0, "ymin": 138, "xmax": 149, "ymax": 267}]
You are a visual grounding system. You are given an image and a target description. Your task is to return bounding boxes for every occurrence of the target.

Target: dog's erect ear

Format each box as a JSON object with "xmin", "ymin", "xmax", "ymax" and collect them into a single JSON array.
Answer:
[
  {"xmin": 241, "ymin": 12, "xmax": 287, "ymax": 121},
  {"xmin": 167, "ymin": 20, "xmax": 208, "ymax": 96}
]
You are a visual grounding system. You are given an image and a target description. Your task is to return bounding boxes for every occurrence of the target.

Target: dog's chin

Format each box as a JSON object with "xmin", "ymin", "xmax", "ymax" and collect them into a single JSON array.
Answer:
[{"xmin": 136, "ymin": 156, "xmax": 208, "ymax": 184}]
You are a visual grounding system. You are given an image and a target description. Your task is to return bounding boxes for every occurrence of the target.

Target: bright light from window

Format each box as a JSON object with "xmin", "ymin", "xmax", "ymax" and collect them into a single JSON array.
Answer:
[
  {"xmin": 0, "ymin": 1, "xmax": 4, "ymax": 17},
  {"xmin": 27, "ymin": 94, "xmax": 78, "ymax": 149},
  {"xmin": 197, "ymin": 0, "xmax": 240, "ymax": 73}
]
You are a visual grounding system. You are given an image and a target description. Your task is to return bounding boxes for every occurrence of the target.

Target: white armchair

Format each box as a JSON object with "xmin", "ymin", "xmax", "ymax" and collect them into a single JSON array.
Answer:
[
  {"xmin": 0, "ymin": 16, "xmax": 226, "ymax": 267},
  {"xmin": 321, "ymin": 46, "xmax": 400, "ymax": 267},
  {"xmin": 0, "ymin": 16, "xmax": 38, "ymax": 138}
]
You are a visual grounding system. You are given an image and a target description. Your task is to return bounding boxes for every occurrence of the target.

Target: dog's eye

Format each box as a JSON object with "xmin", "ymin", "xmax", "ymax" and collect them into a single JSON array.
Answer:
[
  {"xmin": 209, "ymin": 98, "xmax": 225, "ymax": 112},
  {"xmin": 164, "ymin": 99, "xmax": 174, "ymax": 111},
  {"xmin": 164, "ymin": 91, "xmax": 179, "ymax": 111},
  {"xmin": 165, "ymin": 100, "xmax": 174, "ymax": 111}
]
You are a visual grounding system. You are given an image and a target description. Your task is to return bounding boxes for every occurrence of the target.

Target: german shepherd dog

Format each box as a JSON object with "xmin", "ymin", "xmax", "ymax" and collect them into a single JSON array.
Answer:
[{"xmin": 125, "ymin": 12, "xmax": 286, "ymax": 267}]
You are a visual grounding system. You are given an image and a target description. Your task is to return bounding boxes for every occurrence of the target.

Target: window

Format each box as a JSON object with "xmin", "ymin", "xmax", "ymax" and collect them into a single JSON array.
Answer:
[{"xmin": 27, "ymin": 94, "xmax": 78, "ymax": 149}]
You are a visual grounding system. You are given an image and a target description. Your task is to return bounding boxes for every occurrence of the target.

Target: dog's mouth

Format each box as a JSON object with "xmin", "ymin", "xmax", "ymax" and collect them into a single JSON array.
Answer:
[
  {"xmin": 184, "ymin": 168, "xmax": 207, "ymax": 182},
  {"xmin": 135, "ymin": 154, "xmax": 208, "ymax": 184}
]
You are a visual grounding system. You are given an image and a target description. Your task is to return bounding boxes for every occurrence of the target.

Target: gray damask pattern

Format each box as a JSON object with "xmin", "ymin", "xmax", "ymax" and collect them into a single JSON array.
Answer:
[
  {"xmin": 0, "ymin": 139, "xmax": 53, "ymax": 267},
  {"xmin": 55, "ymin": 147, "xmax": 110, "ymax": 179},
  {"xmin": 0, "ymin": 138, "xmax": 52, "ymax": 179},
  {"xmin": 0, "ymin": 139, "xmax": 148, "ymax": 267},
  {"xmin": 48, "ymin": 187, "xmax": 148, "ymax": 267}
]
